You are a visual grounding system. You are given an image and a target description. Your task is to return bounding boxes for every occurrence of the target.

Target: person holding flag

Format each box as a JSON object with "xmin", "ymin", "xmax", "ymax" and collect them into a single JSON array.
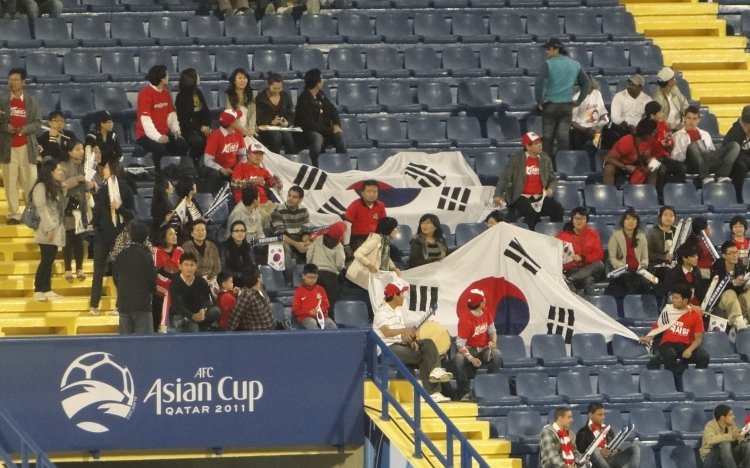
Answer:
[
  {"xmin": 575, "ymin": 402, "xmax": 640, "ymax": 468},
  {"xmin": 709, "ymin": 241, "xmax": 750, "ymax": 331},
  {"xmin": 540, "ymin": 407, "xmax": 582, "ymax": 468}
]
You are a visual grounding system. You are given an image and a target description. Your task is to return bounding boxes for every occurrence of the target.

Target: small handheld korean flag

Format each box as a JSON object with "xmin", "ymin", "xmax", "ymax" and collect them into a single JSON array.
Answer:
[
  {"xmin": 562, "ymin": 241, "xmax": 575, "ymax": 264},
  {"xmin": 708, "ymin": 314, "xmax": 728, "ymax": 333},
  {"xmin": 268, "ymin": 242, "xmax": 285, "ymax": 272}
]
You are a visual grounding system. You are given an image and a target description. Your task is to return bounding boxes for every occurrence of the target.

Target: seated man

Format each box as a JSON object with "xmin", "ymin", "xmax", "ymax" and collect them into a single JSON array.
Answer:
[
  {"xmin": 294, "ymin": 68, "xmax": 346, "ymax": 167},
  {"xmin": 291, "ymin": 264, "xmax": 337, "ymax": 330},
  {"xmin": 603, "ymin": 119, "xmax": 657, "ymax": 187},
  {"xmin": 270, "ymin": 185, "xmax": 310, "ymax": 267},
  {"xmin": 452, "ymin": 289, "xmax": 502, "ymax": 402},
  {"xmin": 710, "ymin": 241, "xmax": 750, "ymax": 330},
  {"xmin": 540, "ymin": 406, "xmax": 582, "ymax": 468},
  {"xmin": 231, "ymin": 142, "xmax": 281, "ymax": 225},
  {"xmin": 639, "ymin": 283, "xmax": 709, "ymax": 380},
  {"xmin": 575, "ymin": 402, "xmax": 640, "ymax": 468},
  {"xmin": 374, "ymin": 282, "xmax": 452, "ymax": 403},
  {"xmin": 700, "ymin": 404, "xmax": 750, "ymax": 468},
  {"xmin": 169, "ymin": 252, "xmax": 220, "ymax": 332},
  {"xmin": 556, "ymin": 207, "xmax": 605, "ymax": 296},
  {"xmin": 493, "ymin": 131, "xmax": 564, "ymax": 230}
]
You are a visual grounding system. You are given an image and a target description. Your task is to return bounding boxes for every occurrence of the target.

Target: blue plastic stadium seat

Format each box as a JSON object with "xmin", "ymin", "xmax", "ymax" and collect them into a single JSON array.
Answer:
[
  {"xmin": 85, "ymin": 0, "xmax": 125, "ymax": 12},
  {"xmin": 611, "ymin": 334, "xmax": 651, "ymax": 365},
  {"xmin": 100, "ymin": 51, "xmax": 140, "ymax": 82},
  {"xmin": 457, "ymin": 81, "xmax": 497, "ymax": 112},
  {"xmin": 474, "ymin": 150, "xmax": 508, "ymax": 186},
  {"xmin": 530, "ymin": 334, "xmax": 580, "ymax": 367},
  {"xmin": 584, "ymin": 185, "xmax": 623, "ymax": 215},
  {"xmin": 376, "ymin": 12, "xmax": 418, "ymax": 44},
  {"xmin": 455, "ymin": 223, "xmax": 488, "ymax": 247},
  {"xmin": 703, "ymin": 182, "xmax": 744, "ymax": 213},
  {"xmin": 571, "ymin": 333, "xmax": 619, "ymax": 365},
  {"xmin": 26, "ymin": 52, "xmax": 68, "ymax": 84},
  {"xmin": 623, "ymin": 184, "xmax": 660, "ymax": 214},
  {"xmin": 377, "ymin": 80, "xmax": 421, "ymax": 113},
  {"xmin": 515, "ymin": 372, "xmax": 565, "ymax": 405},
  {"xmin": 663, "ymin": 183, "xmax": 709, "ymax": 214},
  {"xmin": 566, "ymin": 45, "xmax": 591, "ymax": 70},
  {"xmin": 72, "ymin": 16, "xmax": 116, "ymax": 47},
  {"xmin": 556, "ymin": 184, "xmax": 582, "ymax": 211},
  {"xmin": 443, "ymin": 47, "xmax": 486, "ymax": 78},
  {"xmin": 601, "ymin": 11, "xmax": 643, "ymax": 42},
  {"xmin": 60, "ymin": 87, "xmax": 94, "ymax": 119},
  {"xmin": 473, "ymin": 374, "xmax": 522, "ymax": 406},
  {"xmin": 417, "ymin": 81, "xmax": 459, "ymax": 113},
  {"xmin": 598, "ymin": 368, "xmax": 645, "ymax": 403},
  {"xmin": 177, "ymin": 50, "xmax": 221, "ymax": 81},
  {"xmin": 300, "ymin": 14, "xmax": 343, "ymax": 44},
  {"xmin": 622, "ymin": 294, "xmax": 659, "ymax": 327},
  {"xmin": 591, "ymin": 45, "xmax": 637, "ymax": 76},
  {"xmin": 556, "ymin": 369, "xmax": 604, "ymax": 404},
  {"xmin": 589, "ymin": 295, "xmax": 619, "ymax": 320},
  {"xmin": 489, "ymin": 12, "xmax": 532, "ymax": 43},
  {"xmin": 700, "ymin": 331, "xmax": 742, "ymax": 363},
  {"xmin": 149, "ymin": 15, "xmax": 194, "ymax": 46},
  {"xmin": 414, "ymin": 12, "xmax": 455, "ymax": 44},
  {"xmin": 216, "ymin": 49, "xmax": 251, "ymax": 78},
  {"xmin": 670, "ymin": 404, "xmax": 708, "ymax": 441},
  {"xmin": 506, "ymin": 409, "xmax": 543, "ymax": 444},
  {"xmin": 261, "ymin": 15, "xmax": 305, "ymax": 44},
  {"xmin": 517, "ymin": 46, "xmax": 549, "ymax": 76},
  {"xmin": 252, "ymin": 49, "xmax": 291, "ymax": 80},
  {"xmin": 34, "ymin": 17, "xmax": 79, "ymax": 47},
  {"xmin": 25, "ymin": 88, "xmax": 57, "ymax": 117},
  {"xmin": 111, "ymin": 16, "xmax": 155, "ymax": 47},
  {"xmin": 140, "ymin": 49, "xmax": 175, "ymax": 73},
  {"xmin": 486, "ymin": 116, "xmax": 520, "ymax": 148},
  {"xmin": 366, "ymin": 47, "xmax": 409, "ymax": 79},
  {"xmin": 334, "ymin": 300, "xmax": 369, "ymax": 328},
  {"xmin": 121, "ymin": 0, "xmax": 161, "ymax": 10},
  {"xmin": 480, "ymin": 46, "xmax": 522, "ymax": 77},
  {"xmin": 328, "ymin": 48, "xmax": 372, "ymax": 78},
  {"xmin": 706, "ymin": 219, "xmax": 731, "ymax": 246},
  {"xmin": 404, "ymin": 47, "xmax": 447, "ymax": 78},
  {"xmin": 660, "ymin": 445, "xmax": 698, "ymax": 468},
  {"xmin": 64, "ymin": 51, "xmax": 106, "ymax": 83},
  {"xmin": 723, "ymin": 367, "xmax": 750, "ymax": 400},
  {"xmin": 447, "ymin": 116, "xmax": 492, "ymax": 148},
  {"xmin": 0, "ymin": 52, "xmax": 23, "ymax": 79},
  {"xmin": 639, "ymin": 369, "xmax": 686, "ymax": 401},
  {"xmin": 0, "ymin": 18, "xmax": 41, "ymax": 48},
  {"xmin": 526, "ymin": 11, "xmax": 566, "ymax": 42},
  {"xmin": 187, "ymin": 16, "xmax": 232, "ymax": 46},
  {"xmin": 336, "ymin": 81, "xmax": 381, "ymax": 114},
  {"xmin": 290, "ymin": 48, "xmax": 330, "ymax": 78},
  {"xmin": 639, "ymin": 445, "xmax": 658, "ymax": 468},
  {"xmin": 453, "ymin": 12, "xmax": 494, "ymax": 43},
  {"xmin": 682, "ymin": 368, "xmax": 730, "ymax": 401},
  {"xmin": 535, "ymin": 221, "xmax": 564, "ymax": 237},
  {"xmin": 366, "ymin": 116, "xmax": 411, "ymax": 148},
  {"xmin": 629, "ymin": 44, "xmax": 664, "ymax": 75},
  {"xmin": 497, "ymin": 335, "xmax": 540, "ymax": 368},
  {"xmin": 356, "ymin": 151, "xmax": 390, "ymax": 171},
  {"xmin": 224, "ymin": 15, "xmax": 267, "ymax": 45},
  {"xmin": 340, "ymin": 116, "xmax": 371, "ymax": 149},
  {"xmin": 565, "ymin": 11, "xmax": 608, "ymax": 42},
  {"xmin": 736, "ymin": 329, "xmax": 750, "ymax": 360},
  {"xmin": 391, "ymin": 225, "xmax": 412, "ymax": 257},
  {"xmin": 699, "ymin": 111, "xmax": 720, "ymax": 140},
  {"xmin": 93, "ymin": 86, "xmax": 131, "ymax": 115},
  {"xmin": 407, "ymin": 116, "xmax": 450, "ymax": 149},
  {"xmin": 318, "ymin": 153, "xmax": 352, "ymax": 174},
  {"xmin": 594, "ymin": 76, "xmax": 614, "ymax": 105},
  {"xmin": 338, "ymin": 12, "xmax": 381, "ymax": 44},
  {"xmin": 555, "ymin": 150, "xmax": 591, "ymax": 180}
]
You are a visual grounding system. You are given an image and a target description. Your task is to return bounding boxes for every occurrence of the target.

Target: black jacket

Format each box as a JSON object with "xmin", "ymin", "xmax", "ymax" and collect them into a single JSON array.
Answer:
[
  {"xmin": 91, "ymin": 178, "xmax": 135, "ymax": 245},
  {"xmin": 575, "ymin": 423, "xmax": 613, "ymax": 454},
  {"xmin": 113, "ymin": 244, "xmax": 157, "ymax": 312},
  {"xmin": 294, "ymin": 88, "xmax": 340, "ymax": 136},
  {"xmin": 169, "ymin": 274, "xmax": 213, "ymax": 318},
  {"xmin": 255, "ymin": 88, "xmax": 295, "ymax": 126},
  {"xmin": 95, "ymin": 131, "xmax": 123, "ymax": 159},
  {"xmin": 663, "ymin": 264, "xmax": 707, "ymax": 302},
  {"xmin": 722, "ymin": 120, "xmax": 750, "ymax": 158},
  {"xmin": 38, "ymin": 130, "xmax": 78, "ymax": 161},
  {"xmin": 175, "ymin": 89, "xmax": 211, "ymax": 138},
  {"xmin": 710, "ymin": 259, "xmax": 745, "ymax": 295},
  {"xmin": 220, "ymin": 238, "xmax": 255, "ymax": 279}
]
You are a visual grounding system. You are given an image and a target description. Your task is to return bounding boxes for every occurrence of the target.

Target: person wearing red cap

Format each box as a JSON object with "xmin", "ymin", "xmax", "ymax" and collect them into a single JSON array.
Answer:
[
  {"xmin": 374, "ymin": 281, "xmax": 452, "ymax": 403},
  {"xmin": 306, "ymin": 222, "xmax": 346, "ymax": 308},
  {"xmin": 452, "ymin": 289, "xmax": 502, "ymax": 402},
  {"xmin": 204, "ymin": 109, "xmax": 246, "ymax": 188},
  {"xmin": 231, "ymin": 142, "xmax": 282, "ymax": 227},
  {"xmin": 492, "ymin": 132, "xmax": 564, "ymax": 230}
]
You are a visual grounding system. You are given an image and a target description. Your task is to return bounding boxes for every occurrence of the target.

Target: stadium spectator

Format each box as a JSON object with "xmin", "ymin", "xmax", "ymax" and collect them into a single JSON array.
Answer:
[
  {"xmin": 605, "ymin": 207, "xmax": 651, "ymax": 298},
  {"xmin": 154, "ymin": 226, "xmax": 184, "ymax": 333},
  {"xmin": 672, "ymin": 105, "xmax": 737, "ymax": 188},
  {"xmin": 374, "ymin": 281, "xmax": 452, "ymax": 403},
  {"xmin": 609, "ymin": 74, "xmax": 652, "ymax": 132},
  {"xmin": 227, "ymin": 265, "xmax": 281, "ymax": 331},
  {"xmin": 575, "ymin": 402, "xmax": 640, "ymax": 467},
  {"xmin": 556, "ymin": 207, "xmax": 604, "ymax": 296},
  {"xmin": 644, "ymin": 101, "xmax": 685, "ymax": 203},
  {"xmin": 700, "ymin": 404, "xmax": 750, "ymax": 468},
  {"xmin": 256, "ymin": 72, "xmax": 296, "ymax": 154},
  {"xmin": 225, "ymin": 68, "xmax": 257, "ymax": 142},
  {"xmin": 205, "ymin": 109, "xmax": 246, "ymax": 193},
  {"xmin": 150, "ymin": 174, "xmax": 176, "ymax": 236},
  {"xmin": 485, "ymin": 210, "xmax": 505, "ymax": 227},
  {"xmin": 175, "ymin": 69, "xmax": 211, "ymax": 167},
  {"xmin": 306, "ymin": 222, "xmax": 345, "ymax": 309},
  {"xmin": 113, "ymin": 222, "xmax": 156, "ymax": 335},
  {"xmin": 84, "ymin": 110, "xmax": 122, "ymax": 161},
  {"xmin": 220, "ymin": 220, "xmax": 256, "ymax": 281},
  {"xmin": 570, "ymin": 74, "xmax": 608, "ymax": 154},
  {"xmin": 31, "ymin": 157, "xmax": 65, "ymax": 302},
  {"xmin": 408, "ymin": 213, "xmax": 449, "ymax": 268},
  {"xmin": 38, "ymin": 111, "xmax": 76, "ymax": 161},
  {"xmin": 135, "ymin": 65, "xmax": 187, "ymax": 172},
  {"xmin": 709, "ymin": 241, "xmax": 749, "ymax": 330},
  {"xmin": 652, "ymin": 67, "xmax": 689, "ymax": 131},
  {"xmin": 535, "ymin": 38, "xmax": 590, "ymax": 156},
  {"xmin": 292, "ymin": 263, "xmax": 336, "ymax": 329},
  {"xmin": 59, "ymin": 139, "xmax": 93, "ymax": 283},
  {"xmin": 270, "ymin": 186, "xmax": 310, "ymax": 267},
  {"xmin": 540, "ymin": 406, "xmax": 582, "ymax": 467},
  {"xmin": 169, "ymin": 252, "xmax": 220, "ymax": 332},
  {"xmin": 730, "ymin": 216, "xmax": 749, "ymax": 270},
  {"xmin": 452, "ymin": 288, "xmax": 502, "ymax": 402},
  {"xmin": 493, "ymin": 132, "xmax": 564, "ymax": 230},
  {"xmin": 215, "ymin": 271, "xmax": 238, "ymax": 330},
  {"xmin": 722, "ymin": 105, "xmax": 750, "ymax": 202},
  {"xmin": 196, "ymin": 0, "xmax": 250, "ymax": 17},
  {"xmin": 230, "ymin": 142, "xmax": 281, "ymax": 225},
  {"xmin": 346, "ymin": 216, "xmax": 401, "ymax": 290},
  {"xmin": 639, "ymin": 283, "xmax": 709, "ymax": 381},
  {"xmin": 344, "ymin": 179, "xmax": 386, "ymax": 253},
  {"xmin": 682, "ymin": 217, "xmax": 716, "ymax": 276},
  {"xmin": 0, "ymin": 0, "xmax": 17, "ymax": 17},
  {"xmin": 18, "ymin": 0, "xmax": 62, "ymax": 35},
  {"xmin": 602, "ymin": 119, "xmax": 657, "ymax": 186},
  {"xmin": 1, "ymin": 67, "xmax": 41, "ymax": 225},
  {"xmin": 181, "ymin": 219, "xmax": 221, "ymax": 283},
  {"xmin": 173, "ymin": 176, "xmax": 203, "ymax": 243},
  {"xmin": 662, "ymin": 244, "xmax": 706, "ymax": 306},
  {"xmin": 226, "ymin": 186, "xmax": 267, "ymax": 246},
  {"xmin": 295, "ymin": 68, "xmax": 346, "ymax": 167},
  {"xmin": 89, "ymin": 157, "xmax": 134, "ymax": 316},
  {"xmin": 647, "ymin": 206, "xmax": 677, "ymax": 284}
]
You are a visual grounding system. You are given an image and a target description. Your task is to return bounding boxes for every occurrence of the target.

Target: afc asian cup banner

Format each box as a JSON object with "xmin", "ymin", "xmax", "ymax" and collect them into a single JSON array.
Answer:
[
  {"xmin": 263, "ymin": 150, "xmax": 481, "ymax": 191},
  {"xmin": 369, "ymin": 224, "xmax": 638, "ymax": 345},
  {"xmin": 0, "ymin": 332, "xmax": 366, "ymax": 453},
  {"xmin": 306, "ymin": 186, "xmax": 495, "ymax": 230}
]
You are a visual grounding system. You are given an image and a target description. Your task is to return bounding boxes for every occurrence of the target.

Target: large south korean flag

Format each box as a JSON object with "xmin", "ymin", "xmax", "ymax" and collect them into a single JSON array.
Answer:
[{"xmin": 370, "ymin": 223, "xmax": 638, "ymax": 345}]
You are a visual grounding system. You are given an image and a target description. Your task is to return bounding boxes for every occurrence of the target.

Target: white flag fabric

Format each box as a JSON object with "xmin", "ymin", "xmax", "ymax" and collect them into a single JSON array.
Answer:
[
  {"xmin": 267, "ymin": 242, "xmax": 285, "ymax": 272},
  {"xmin": 369, "ymin": 224, "xmax": 638, "ymax": 346},
  {"xmin": 263, "ymin": 150, "xmax": 481, "ymax": 191}
]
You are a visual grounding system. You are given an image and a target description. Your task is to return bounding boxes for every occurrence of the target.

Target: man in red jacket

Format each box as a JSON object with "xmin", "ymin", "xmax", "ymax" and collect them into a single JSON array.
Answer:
[{"xmin": 556, "ymin": 207, "xmax": 604, "ymax": 296}]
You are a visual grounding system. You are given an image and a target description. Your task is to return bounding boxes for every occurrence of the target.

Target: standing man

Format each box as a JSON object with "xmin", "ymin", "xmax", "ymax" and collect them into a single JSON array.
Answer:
[
  {"xmin": 112, "ymin": 223, "xmax": 157, "ymax": 335},
  {"xmin": 575, "ymin": 402, "xmax": 640, "ymax": 468},
  {"xmin": 540, "ymin": 406, "xmax": 582, "ymax": 468},
  {"xmin": 700, "ymin": 404, "xmax": 750, "ymax": 468},
  {"xmin": 452, "ymin": 289, "xmax": 502, "ymax": 402},
  {"xmin": 651, "ymin": 67, "xmax": 689, "ymax": 131},
  {"xmin": 135, "ymin": 65, "xmax": 187, "ymax": 172},
  {"xmin": 535, "ymin": 38, "xmax": 590, "ymax": 157},
  {"xmin": 722, "ymin": 105, "xmax": 750, "ymax": 202},
  {"xmin": 493, "ymin": 132, "xmax": 564, "ymax": 230},
  {"xmin": 0, "ymin": 68, "xmax": 41, "ymax": 225},
  {"xmin": 373, "ymin": 281, "xmax": 452, "ymax": 403},
  {"xmin": 294, "ymin": 68, "xmax": 346, "ymax": 167}
]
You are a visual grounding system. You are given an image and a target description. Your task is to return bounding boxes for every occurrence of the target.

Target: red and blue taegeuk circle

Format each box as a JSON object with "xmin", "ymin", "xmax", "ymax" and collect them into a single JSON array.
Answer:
[{"xmin": 457, "ymin": 277, "xmax": 530, "ymax": 336}]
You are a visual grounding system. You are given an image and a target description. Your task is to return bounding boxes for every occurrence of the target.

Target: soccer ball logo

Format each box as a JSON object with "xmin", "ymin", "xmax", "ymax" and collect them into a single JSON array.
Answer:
[{"xmin": 60, "ymin": 352, "xmax": 135, "ymax": 433}]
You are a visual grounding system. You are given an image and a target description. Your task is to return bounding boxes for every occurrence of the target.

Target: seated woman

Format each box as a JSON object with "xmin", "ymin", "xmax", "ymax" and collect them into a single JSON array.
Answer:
[
  {"xmin": 153, "ymin": 226, "xmax": 184, "ymax": 333},
  {"xmin": 220, "ymin": 220, "xmax": 256, "ymax": 283},
  {"xmin": 150, "ymin": 174, "xmax": 176, "ymax": 236},
  {"xmin": 682, "ymin": 217, "xmax": 716, "ymax": 278},
  {"xmin": 255, "ymin": 72, "xmax": 296, "ymax": 154},
  {"xmin": 346, "ymin": 217, "xmax": 401, "ymax": 290},
  {"xmin": 605, "ymin": 207, "xmax": 652, "ymax": 298},
  {"xmin": 646, "ymin": 205, "xmax": 677, "ymax": 286},
  {"xmin": 181, "ymin": 219, "xmax": 221, "ymax": 284},
  {"xmin": 175, "ymin": 68, "xmax": 211, "ymax": 166},
  {"xmin": 408, "ymin": 213, "xmax": 449, "ymax": 269},
  {"xmin": 173, "ymin": 176, "xmax": 203, "ymax": 244}
]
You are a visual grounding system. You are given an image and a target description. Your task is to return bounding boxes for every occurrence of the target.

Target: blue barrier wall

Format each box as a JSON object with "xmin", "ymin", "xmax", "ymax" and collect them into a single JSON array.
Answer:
[{"xmin": 0, "ymin": 331, "xmax": 367, "ymax": 453}]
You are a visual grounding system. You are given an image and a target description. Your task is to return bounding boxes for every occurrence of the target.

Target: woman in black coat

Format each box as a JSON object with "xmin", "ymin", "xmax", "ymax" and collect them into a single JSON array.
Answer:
[{"xmin": 175, "ymin": 68, "xmax": 211, "ymax": 167}]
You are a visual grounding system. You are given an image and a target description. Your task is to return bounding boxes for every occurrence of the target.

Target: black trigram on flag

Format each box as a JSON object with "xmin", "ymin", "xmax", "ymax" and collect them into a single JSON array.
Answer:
[
  {"xmin": 437, "ymin": 187, "xmax": 470, "ymax": 212},
  {"xmin": 317, "ymin": 197, "xmax": 347, "ymax": 216},
  {"xmin": 293, "ymin": 165, "xmax": 327, "ymax": 190},
  {"xmin": 409, "ymin": 284, "xmax": 439, "ymax": 313},
  {"xmin": 547, "ymin": 306, "xmax": 575, "ymax": 343},
  {"xmin": 404, "ymin": 163, "xmax": 445, "ymax": 188},
  {"xmin": 503, "ymin": 238, "xmax": 541, "ymax": 275}
]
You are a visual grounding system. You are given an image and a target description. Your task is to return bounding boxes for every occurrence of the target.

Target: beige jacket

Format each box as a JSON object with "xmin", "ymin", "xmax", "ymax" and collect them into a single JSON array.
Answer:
[
  {"xmin": 652, "ymin": 87, "xmax": 689, "ymax": 130},
  {"xmin": 346, "ymin": 233, "xmax": 396, "ymax": 289},
  {"xmin": 608, "ymin": 229, "xmax": 648, "ymax": 270},
  {"xmin": 32, "ymin": 182, "xmax": 65, "ymax": 247},
  {"xmin": 699, "ymin": 419, "xmax": 739, "ymax": 459}
]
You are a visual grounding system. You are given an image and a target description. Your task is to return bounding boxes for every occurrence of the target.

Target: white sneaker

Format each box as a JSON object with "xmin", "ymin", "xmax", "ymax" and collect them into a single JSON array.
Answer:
[
  {"xmin": 717, "ymin": 177, "xmax": 732, "ymax": 183},
  {"xmin": 430, "ymin": 392, "xmax": 451, "ymax": 403},
  {"xmin": 702, "ymin": 177, "xmax": 714, "ymax": 185},
  {"xmin": 33, "ymin": 292, "xmax": 48, "ymax": 302},
  {"xmin": 428, "ymin": 367, "xmax": 453, "ymax": 383},
  {"xmin": 45, "ymin": 291, "xmax": 62, "ymax": 299},
  {"xmin": 735, "ymin": 316, "xmax": 748, "ymax": 331}
]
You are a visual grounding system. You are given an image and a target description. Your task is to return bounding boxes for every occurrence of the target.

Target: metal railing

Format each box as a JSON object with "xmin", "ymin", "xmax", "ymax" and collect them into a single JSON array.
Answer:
[
  {"xmin": 0, "ymin": 403, "xmax": 56, "ymax": 468},
  {"xmin": 366, "ymin": 332, "xmax": 490, "ymax": 468}
]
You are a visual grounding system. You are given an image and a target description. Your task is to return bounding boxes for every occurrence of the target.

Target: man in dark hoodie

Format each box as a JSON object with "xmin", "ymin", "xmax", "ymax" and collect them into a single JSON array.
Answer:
[
  {"xmin": 113, "ymin": 223, "xmax": 157, "ymax": 335},
  {"xmin": 722, "ymin": 105, "xmax": 750, "ymax": 202}
]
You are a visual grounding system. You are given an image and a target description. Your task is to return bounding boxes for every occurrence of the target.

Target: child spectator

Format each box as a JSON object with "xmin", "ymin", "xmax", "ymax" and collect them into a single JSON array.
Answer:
[
  {"xmin": 644, "ymin": 101, "xmax": 685, "ymax": 203},
  {"xmin": 730, "ymin": 216, "xmax": 749, "ymax": 269},
  {"xmin": 292, "ymin": 264, "xmax": 337, "ymax": 330},
  {"xmin": 216, "ymin": 271, "xmax": 238, "ymax": 330},
  {"xmin": 344, "ymin": 179, "xmax": 387, "ymax": 253}
]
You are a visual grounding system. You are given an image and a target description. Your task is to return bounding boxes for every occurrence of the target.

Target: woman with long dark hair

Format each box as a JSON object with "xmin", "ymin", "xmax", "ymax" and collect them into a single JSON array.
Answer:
[
  {"xmin": 173, "ymin": 176, "xmax": 203, "ymax": 244},
  {"xmin": 646, "ymin": 205, "xmax": 677, "ymax": 284},
  {"xmin": 153, "ymin": 226, "xmax": 184, "ymax": 333},
  {"xmin": 409, "ymin": 213, "xmax": 448, "ymax": 268},
  {"xmin": 59, "ymin": 139, "xmax": 93, "ymax": 282},
  {"xmin": 346, "ymin": 216, "xmax": 401, "ymax": 290},
  {"xmin": 225, "ymin": 68, "xmax": 256, "ymax": 141},
  {"xmin": 32, "ymin": 158, "xmax": 66, "ymax": 301},
  {"xmin": 150, "ymin": 174, "xmax": 176, "ymax": 235},
  {"xmin": 606, "ymin": 207, "xmax": 652, "ymax": 298},
  {"xmin": 256, "ymin": 72, "xmax": 296, "ymax": 154},
  {"xmin": 175, "ymin": 68, "xmax": 211, "ymax": 166},
  {"xmin": 220, "ymin": 220, "xmax": 255, "ymax": 282}
]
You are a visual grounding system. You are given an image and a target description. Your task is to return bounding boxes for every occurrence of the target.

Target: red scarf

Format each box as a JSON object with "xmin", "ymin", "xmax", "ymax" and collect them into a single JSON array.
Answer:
[
  {"xmin": 555, "ymin": 423, "xmax": 575, "ymax": 464},
  {"xmin": 589, "ymin": 421, "xmax": 607, "ymax": 449}
]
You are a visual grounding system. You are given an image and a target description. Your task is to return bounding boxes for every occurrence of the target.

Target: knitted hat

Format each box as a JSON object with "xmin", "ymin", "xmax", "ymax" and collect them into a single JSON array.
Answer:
[{"xmin": 326, "ymin": 222, "xmax": 346, "ymax": 243}]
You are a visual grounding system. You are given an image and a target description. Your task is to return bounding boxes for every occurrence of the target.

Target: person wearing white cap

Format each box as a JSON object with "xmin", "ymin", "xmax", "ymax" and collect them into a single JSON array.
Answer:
[
  {"xmin": 492, "ymin": 132, "xmax": 564, "ymax": 230},
  {"xmin": 452, "ymin": 289, "xmax": 502, "ymax": 402},
  {"xmin": 606, "ymin": 74, "xmax": 652, "ymax": 147},
  {"xmin": 373, "ymin": 281, "xmax": 452, "ymax": 403},
  {"xmin": 652, "ymin": 66, "xmax": 689, "ymax": 131},
  {"xmin": 203, "ymin": 108, "xmax": 246, "ymax": 193}
]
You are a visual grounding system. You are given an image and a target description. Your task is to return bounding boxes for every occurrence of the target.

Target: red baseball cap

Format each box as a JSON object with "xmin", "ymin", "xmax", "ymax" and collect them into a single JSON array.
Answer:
[
  {"xmin": 219, "ymin": 109, "xmax": 242, "ymax": 127},
  {"xmin": 521, "ymin": 132, "xmax": 542, "ymax": 146},
  {"xmin": 384, "ymin": 282, "xmax": 408, "ymax": 297},
  {"xmin": 467, "ymin": 288, "xmax": 485, "ymax": 307}
]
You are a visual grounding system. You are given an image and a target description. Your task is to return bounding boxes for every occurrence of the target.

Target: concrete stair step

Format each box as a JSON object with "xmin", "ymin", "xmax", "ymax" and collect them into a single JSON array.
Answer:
[
  {"xmin": 635, "ymin": 19, "xmax": 725, "ymax": 36},
  {"xmin": 688, "ymin": 83, "xmax": 750, "ymax": 103},
  {"xmin": 700, "ymin": 103, "xmax": 746, "ymax": 118},
  {"xmin": 627, "ymin": 3, "xmax": 717, "ymax": 15},
  {"xmin": 0, "ymin": 259, "xmax": 95, "ymax": 275},
  {"xmin": 681, "ymin": 69, "xmax": 750, "ymax": 83},
  {"xmin": 653, "ymin": 36, "xmax": 747, "ymax": 50},
  {"xmin": 0, "ymin": 296, "xmax": 116, "ymax": 313},
  {"xmin": 622, "ymin": 0, "xmax": 698, "ymax": 4},
  {"xmin": 0, "ymin": 277, "xmax": 113, "ymax": 297},
  {"xmin": 0, "ymin": 225, "xmax": 35, "ymax": 238},
  {"xmin": 662, "ymin": 50, "xmax": 749, "ymax": 69}
]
